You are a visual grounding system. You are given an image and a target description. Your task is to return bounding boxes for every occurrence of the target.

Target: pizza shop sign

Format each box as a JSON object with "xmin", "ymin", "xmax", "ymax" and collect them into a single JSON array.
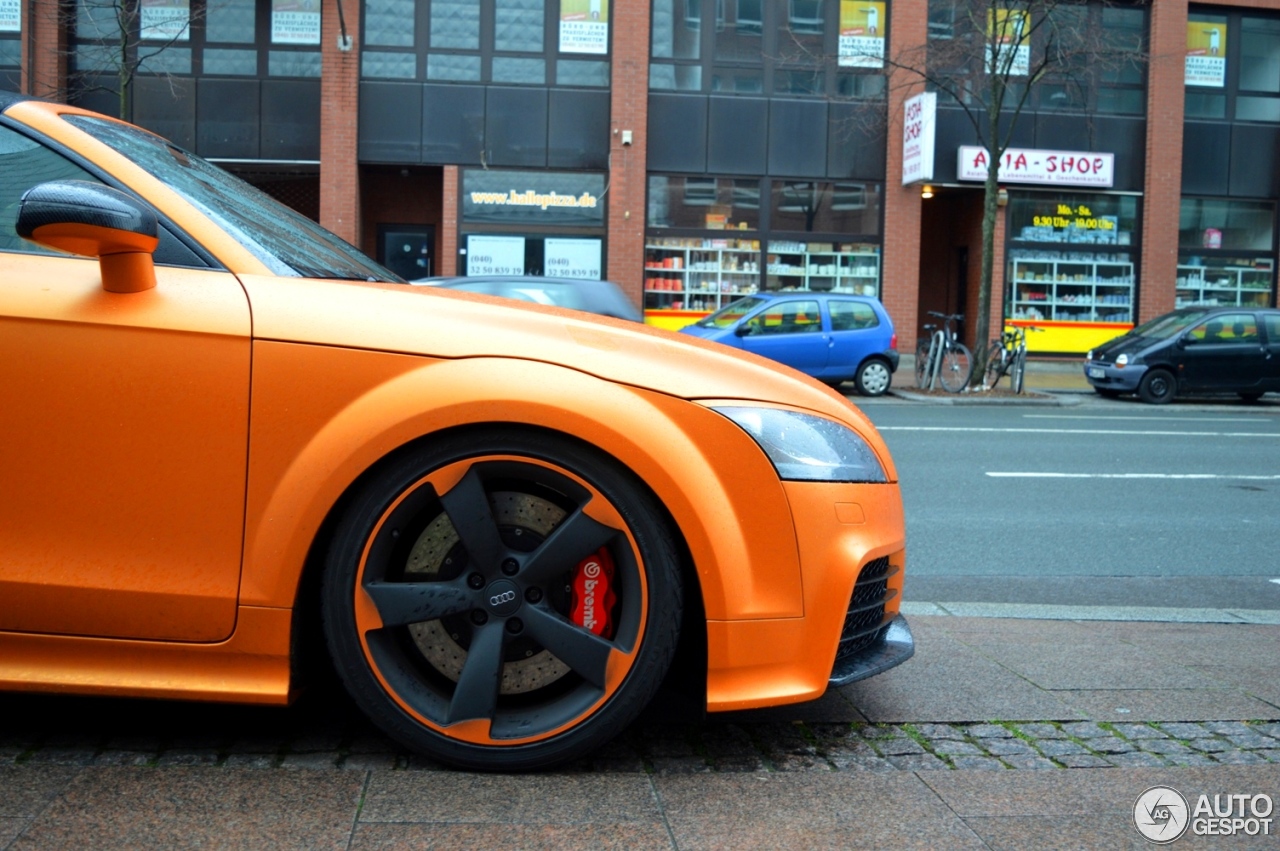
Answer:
[{"xmin": 957, "ymin": 146, "xmax": 1114, "ymax": 188}]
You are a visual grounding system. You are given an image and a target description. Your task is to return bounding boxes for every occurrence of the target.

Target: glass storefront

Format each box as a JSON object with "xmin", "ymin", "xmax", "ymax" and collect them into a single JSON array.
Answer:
[{"xmin": 1176, "ymin": 198, "xmax": 1276, "ymax": 308}]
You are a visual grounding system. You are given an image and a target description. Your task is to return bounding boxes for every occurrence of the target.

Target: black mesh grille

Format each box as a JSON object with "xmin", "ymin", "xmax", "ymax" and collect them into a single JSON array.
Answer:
[{"xmin": 834, "ymin": 556, "xmax": 897, "ymax": 664}]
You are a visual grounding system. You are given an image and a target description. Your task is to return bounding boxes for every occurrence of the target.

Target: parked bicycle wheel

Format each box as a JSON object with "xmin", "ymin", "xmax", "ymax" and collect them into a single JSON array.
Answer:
[
  {"xmin": 914, "ymin": 342, "xmax": 932, "ymax": 389},
  {"xmin": 982, "ymin": 341, "xmax": 1005, "ymax": 390},
  {"xmin": 1011, "ymin": 349, "xmax": 1027, "ymax": 394},
  {"xmin": 938, "ymin": 344, "xmax": 972, "ymax": 393}
]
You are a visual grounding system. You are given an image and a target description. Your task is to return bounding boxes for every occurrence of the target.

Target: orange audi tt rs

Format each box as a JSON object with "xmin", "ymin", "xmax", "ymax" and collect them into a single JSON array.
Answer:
[{"xmin": 0, "ymin": 92, "xmax": 910, "ymax": 771}]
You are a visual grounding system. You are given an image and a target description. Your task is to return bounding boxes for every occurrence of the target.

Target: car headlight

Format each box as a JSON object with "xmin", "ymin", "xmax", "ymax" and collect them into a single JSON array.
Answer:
[
  {"xmin": 712, "ymin": 406, "xmax": 887, "ymax": 483},
  {"xmin": 1086, "ymin": 349, "xmax": 1094, "ymax": 361},
  {"xmin": 1116, "ymin": 353, "xmax": 1129, "ymax": 368}
]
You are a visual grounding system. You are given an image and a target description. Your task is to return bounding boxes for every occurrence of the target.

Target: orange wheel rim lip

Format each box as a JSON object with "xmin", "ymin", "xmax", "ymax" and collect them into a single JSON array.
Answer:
[{"xmin": 353, "ymin": 454, "xmax": 649, "ymax": 747}]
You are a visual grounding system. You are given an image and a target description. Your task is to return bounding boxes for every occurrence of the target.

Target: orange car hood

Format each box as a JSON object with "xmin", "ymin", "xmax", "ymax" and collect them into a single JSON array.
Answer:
[{"xmin": 241, "ymin": 275, "xmax": 887, "ymax": 442}]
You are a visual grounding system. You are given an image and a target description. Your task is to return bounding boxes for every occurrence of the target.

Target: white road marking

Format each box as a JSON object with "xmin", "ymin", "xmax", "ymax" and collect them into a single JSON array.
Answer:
[
  {"xmin": 1023, "ymin": 414, "xmax": 1273, "ymax": 424},
  {"xmin": 877, "ymin": 426, "xmax": 1280, "ymax": 437},
  {"xmin": 900, "ymin": 601, "xmax": 1280, "ymax": 624},
  {"xmin": 1271, "ymin": 579, "xmax": 1280, "ymax": 586},
  {"xmin": 986, "ymin": 472, "xmax": 1280, "ymax": 480}
]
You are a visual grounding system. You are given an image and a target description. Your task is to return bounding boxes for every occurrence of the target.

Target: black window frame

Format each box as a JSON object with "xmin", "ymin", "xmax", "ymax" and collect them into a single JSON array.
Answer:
[{"xmin": 1186, "ymin": 6, "xmax": 1280, "ymax": 124}]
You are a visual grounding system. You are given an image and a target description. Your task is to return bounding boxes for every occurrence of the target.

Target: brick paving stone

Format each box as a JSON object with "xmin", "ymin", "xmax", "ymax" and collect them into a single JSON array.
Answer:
[
  {"xmin": 1253, "ymin": 723, "xmax": 1280, "ymax": 740},
  {"xmin": 1158, "ymin": 723, "xmax": 1210, "ymax": 740},
  {"xmin": 91, "ymin": 750, "xmax": 154, "ymax": 766},
  {"xmin": 1016, "ymin": 723, "xmax": 1068, "ymax": 739},
  {"xmin": 1138, "ymin": 739, "xmax": 1193, "ymax": 755},
  {"xmin": 103, "ymin": 735, "xmax": 163, "ymax": 752},
  {"xmin": 1202, "ymin": 721, "xmax": 1257, "ymax": 737},
  {"xmin": 223, "ymin": 753, "xmax": 277, "ymax": 769},
  {"xmin": 155, "ymin": 750, "xmax": 221, "ymax": 767},
  {"xmin": 1165, "ymin": 753, "xmax": 1218, "ymax": 767},
  {"xmin": 1111, "ymin": 723, "xmax": 1167, "ymax": 740},
  {"xmin": 1188, "ymin": 737, "xmax": 1233, "ymax": 753},
  {"xmin": 999, "ymin": 755, "xmax": 1060, "ymax": 770},
  {"xmin": 950, "ymin": 756, "xmax": 1006, "ymax": 770},
  {"xmin": 21, "ymin": 748, "xmax": 96, "ymax": 765},
  {"xmin": 913, "ymin": 724, "xmax": 967, "ymax": 741},
  {"xmin": 710, "ymin": 756, "xmax": 765, "ymax": 772},
  {"xmin": 1057, "ymin": 755, "xmax": 1114, "ymax": 768},
  {"xmin": 828, "ymin": 754, "xmax": 895, "ymax": 772},
  {"xmin": 651, "ymin": 756, "xmax": 713, "ymax": 774},
  {"xmin": 872, "ymin": 738, "xmax": 926, "ymax": 757},
  {"xmin": 1082, "ymin": 736, "xmax": 1136, "ymax": 754},
  {"xmin": 807, "ymin": 723, "xmax": 857, "ymax": 740},
  {"xmin": 1036, "ymin": 739, "xmax": 1090, "ymax": 757},
  {"xmin": 1225, "ymin": 732, "xmax": 1277, "ymax": 749},
  {"xmin": 1059, "ymin": 722, "xmax": 1109, "ymax": 739},
  {"xmin": 1211, "ymin": 750, "xmax": 1272, "ymax": 766},
  {"xmin": 341, "ymin": 753, "xmax": 397, "ymax": 771},
  {"xmin": 1107, "ymin": 751, "xmax": 1169, "ymax": 768},
  {"xmin": 822, "ymin": 739, "xmax": 879, "ymax": 759},
  {"xmin": 983, "ymin": 738, "xmax": 1035, "ymax": 756},
  {"xmin": 401, "ymin": 754, "xmax": 448, "ymax": 771},
  {"xmin": 590, "ymin": 756, "xmax": 649, "ymax": 773},
  {"xmin": 1257, "ymin": 750, "xmax": 1280, "ymax": 763},
  {"xmin": 771, "ymin": 754, "xmax": 831, "ymax": 772},
  {"xmin": 930, "ymin": 740, "xmax": 984, "ymax": 756},
  {"xmin": 886, "ymin": 753, "xmax": 948, "ymax": 771},
  {"xmin": 227, "ymin": 736, "xmax": 286, "ymax": 755},
  {"xmin": 858, "ymin": 725, "xmax": 901, "ymax": 741},
  {"xmin": 280, "ymin": 752, "xmax": 339, "ymax": 770},
  {"xmin": 964, "ymin": 724, "xmax": 1014, "ymax": 739}
]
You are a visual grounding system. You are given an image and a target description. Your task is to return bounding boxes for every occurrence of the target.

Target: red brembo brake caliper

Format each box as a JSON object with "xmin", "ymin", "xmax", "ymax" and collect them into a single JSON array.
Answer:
[{"xmin": 570, "ymin": 547, "xmax": 616, "ymax": 639}]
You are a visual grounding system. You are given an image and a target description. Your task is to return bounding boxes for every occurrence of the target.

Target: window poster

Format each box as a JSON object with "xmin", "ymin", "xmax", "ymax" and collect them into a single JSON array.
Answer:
[
  {"xmin": 838, "ymin": 1, "xmax": 885, "ymax": 69},
  {"xmin": 140, "ymin": 0, "xmax": 190, "ymax": 42},
  {"xmin": 0, "ymin": 0, "xmax": 20, "ymax": 34},
  {"xmin": 1186, "ymin": 22, "xmax": 1227, "ymax": 88},
  {"xmin": 467, "ymin": 235, "xmax": 527, "ymax": 277},
  {"xmin": 544, "ymin": 238, "xmax": 602, "ymax": 279},
  {"xmin": 986, "ymin": 7, "xmax": 1029, "ymax": 77},
  {"xmin": 559, "ymin": 0, "xmax": 608, "ymax": 55},
  {"xmin": 272, "ymin": 0, "xmax": 321, "ymax": 45}
]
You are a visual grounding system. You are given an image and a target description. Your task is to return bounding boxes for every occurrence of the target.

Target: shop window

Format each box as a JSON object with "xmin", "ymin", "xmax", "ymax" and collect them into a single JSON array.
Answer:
[
  {"xmin": 1176, "ymin": 198, "xmax": 1275, "ymax": 308},
  {"xmin": 649, "ymin": 175, "xmax": 761, "ymax": 230}
]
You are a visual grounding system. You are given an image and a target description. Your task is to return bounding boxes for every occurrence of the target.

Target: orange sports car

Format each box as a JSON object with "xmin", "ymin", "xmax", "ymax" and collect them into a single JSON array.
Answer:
[{"xmin": 0, "ymin": 92, "xmax": 910, "ymax": 771}]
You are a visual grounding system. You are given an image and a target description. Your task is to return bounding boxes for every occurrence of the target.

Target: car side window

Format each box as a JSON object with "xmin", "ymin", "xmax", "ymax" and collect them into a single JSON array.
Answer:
[
  {"xmin": 1265, "ymin": 314, "xmax": 1280, "ymax": 345},
  {"xmin": 743, "ymin": 300, "xmax": 822, "ymax": 335},
  {"xmin": 829, "ymin": 300, "xmax": 879, "ymax": 332},
  {"xmin": 1186, "ymin": 313, "xmax": 1256, "ymax": 345},
  {"xmin": 0, "ymin": 124, "xmax": 101, "ymax": 255}
]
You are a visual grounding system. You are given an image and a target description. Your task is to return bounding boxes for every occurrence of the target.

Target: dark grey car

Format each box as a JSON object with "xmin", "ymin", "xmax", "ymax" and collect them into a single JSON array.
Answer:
[{"xmin": 413, "ymin": 276, "xmax": 643, "ymax": 322}]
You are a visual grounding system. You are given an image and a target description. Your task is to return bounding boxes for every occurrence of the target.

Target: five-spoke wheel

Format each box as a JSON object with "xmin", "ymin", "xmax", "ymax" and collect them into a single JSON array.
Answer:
[{"xmin": 322, "ymin": 428, "xmax": 681, "ymax": 771}]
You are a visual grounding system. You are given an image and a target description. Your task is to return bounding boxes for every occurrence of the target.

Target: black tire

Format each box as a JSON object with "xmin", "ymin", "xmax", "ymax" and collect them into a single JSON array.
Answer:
[
  {"xmin": 1138, "ymin": 368, "xmax": 1177, "ymax": 404},
  {"xmin": 1094, "ymin": 388, "xmax": 1122, "ymax": 399},
  {"xmin": 1239, "ymin": 392, "xmax": 1264, "ymax": 403},
  {"xmin": 938, "ymin": 343, "xmax": 973, "ymax": 392},
  {"xmin": 321, "ymin": 427, "xmax": 682, "ymax": 771},
  {"xmin": 914, "ymin": 342, "xmax": 931, "ymax": 389},
  {"xmin": 854, "ymin": 358, "xmax": 893, "ymax": 397},
  {"xmin": 1011, "ymin": 350, "xmax": 1026, "ymax": 395},
  {"xmin": 982, "ymin": 341, "xmax": 1005, "ymax": 390}
]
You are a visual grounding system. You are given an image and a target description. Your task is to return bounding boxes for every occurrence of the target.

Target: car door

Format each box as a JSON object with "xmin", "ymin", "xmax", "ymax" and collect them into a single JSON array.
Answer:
[
  {"xmin": 1261, "ymin": 313, "xmax": 1280, "ymax": 391},
  {"xmin": 0, "ymin": 122, "xmax": 251, "ymax": 642},
  {"xmin": 825, "ymin": 299, "xmax": 883, "ymax": 379},
  {"xmin": 1176, "ymin": 312, "xmax": 1268, "ymax": 392},
  {"xmin": 738, "ymin": 298, "xmax": 830, "ymax": 375}
]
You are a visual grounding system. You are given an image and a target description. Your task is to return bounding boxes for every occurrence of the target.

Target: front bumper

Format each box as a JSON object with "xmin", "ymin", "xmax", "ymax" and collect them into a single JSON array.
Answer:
[
  {"xmin": 1083, "ymin": 360, "xmax": 1147, "ymax": 392},
  {"xmin": 830, "ymin": 615, "xmax": 914, "ymax": 687}
]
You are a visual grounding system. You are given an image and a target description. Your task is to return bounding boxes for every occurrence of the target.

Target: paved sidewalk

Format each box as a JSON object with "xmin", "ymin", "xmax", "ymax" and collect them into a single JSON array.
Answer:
[{"xmin": 2, "ymin": 615, "xmax": 1277, "ymax": 848}]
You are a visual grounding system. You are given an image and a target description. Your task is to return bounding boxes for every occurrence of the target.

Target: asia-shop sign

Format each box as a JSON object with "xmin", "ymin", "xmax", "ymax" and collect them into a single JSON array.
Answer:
[
  {"xmin": 0, "ymin": 0, "xmax": 20, "ymax": 33},
  {"xmin": 838, "ymin": 1, "xmax": 885, "ymax": 69},
  {"xmin": 545, "ymin": 238, "xmax": 602, "ymax": 279},
  {"xmin": 272, "ymin": 0, "xmax": 320, "ymax": 45},
  {"xmin": 987, "ymin": 7, "xmax": 1030, "ymax": 77},
  {"xmin": 958, "ymin": 146, "xmax": 1114, "ymax": 188},
  {"xmin": 141, "ymin": 0, "xmax": 190, "ymax": 41},
  {"xmin": 902, "ymin": 92, "xmax": 936, "ymax": 185},
  {"xmin": 1186, "ymin": 21, "xmax": 1227, "ymax": 88},
  {"xmin": 462, "ymin": 170, "xmax": 605, "ymax": 228},
  {"xmin": 467, "ymin": 235, "xmax": 526, "ymax": 276},
  {"xmin": 560, "ymin": 0, "xmax": 608, "ymax": 55}
]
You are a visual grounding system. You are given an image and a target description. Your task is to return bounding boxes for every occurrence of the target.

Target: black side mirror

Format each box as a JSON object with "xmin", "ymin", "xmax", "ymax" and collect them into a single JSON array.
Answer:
[{"xmin": 734, "ymin": 323, "xmax": 752, "ymax": 337}]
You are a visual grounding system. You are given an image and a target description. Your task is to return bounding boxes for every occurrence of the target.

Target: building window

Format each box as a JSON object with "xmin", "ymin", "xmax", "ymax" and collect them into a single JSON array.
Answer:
[
  {"xmin": 651, "ymin": 0, "xmax": 886, "ymax": 99},
  {"xmin": 1186, "ymin": 10, "xmax": 1280, "ymax": 124},
  {"xmin": 1176, "ymin": 198, "xmax": 1276, "ymax": 307},
  {"xmin": 1, "ymin": 3, "xmax": 21, "ymax": 91},
  {"xmin": 362, "ymin": 0, "xmax": 610, "ymax": 87}
]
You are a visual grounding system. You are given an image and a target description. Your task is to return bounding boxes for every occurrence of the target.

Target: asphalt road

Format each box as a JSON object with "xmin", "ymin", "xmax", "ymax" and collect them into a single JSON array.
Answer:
[{"xmin": 856, "ymin": 394, "xmax": 1280, "ymax": 612}]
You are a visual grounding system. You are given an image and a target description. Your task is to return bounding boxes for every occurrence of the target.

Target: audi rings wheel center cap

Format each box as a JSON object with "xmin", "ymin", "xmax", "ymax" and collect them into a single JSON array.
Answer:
[{"xmin": 484, "ymin": 580, "xmax": 522, "ymax": 616}]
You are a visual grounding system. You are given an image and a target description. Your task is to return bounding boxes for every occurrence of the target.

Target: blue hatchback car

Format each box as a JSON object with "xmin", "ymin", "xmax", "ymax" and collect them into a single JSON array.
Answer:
[{"xmin": 680, "ymin": 293, "xmax": 899, "ymax": 396}]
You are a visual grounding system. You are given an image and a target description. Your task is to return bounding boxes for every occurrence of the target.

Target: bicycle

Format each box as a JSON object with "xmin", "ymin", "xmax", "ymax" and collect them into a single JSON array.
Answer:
[
  {"xmin": 914, "ymin": 312, "xmax": 972, "ymax": 392},
  {"xmin": 982, "ymin": 324, "xmax": 1042, "ymax": 394}
]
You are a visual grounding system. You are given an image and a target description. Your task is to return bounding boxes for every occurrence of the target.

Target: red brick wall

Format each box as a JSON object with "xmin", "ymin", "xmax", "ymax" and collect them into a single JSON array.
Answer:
[
  {"xmin": 1141, "ymin": 0, "xmax": 1189, "ymax": 322},
  {"xmin": 441, "ymin": 166, "xmax": 459, "ymax": 277},
  {"xmin": 605, "ymin": 0, "xmax": 650, "ymax": 308},
  {"xmin": 881, "ymin": 0, "xmax": 927, "ymax": 351},
  {"xmin": 25, "ymin": 0, "xmax": 65, "ymax": 98},
  {"xmin": 320, "ymin": 0, "xmax": 361, "ymax": 244}
]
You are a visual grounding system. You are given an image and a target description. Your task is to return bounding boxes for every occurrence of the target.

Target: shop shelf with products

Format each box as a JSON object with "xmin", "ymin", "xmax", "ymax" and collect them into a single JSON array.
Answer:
[
  {"xmin": 1008, "ymin": 253, "xmax": 1135, "ymax": 324},
  {"xmin": 1175, "ymin": 262, "xmax": 1274, "ymax": 308},
  {"xmin": 764, "ymin": 242, "xmax": 881, "ymax": 296},
  {"xmin": 643, "ymin": 237, "xmax": 761, "ymax": 317}
]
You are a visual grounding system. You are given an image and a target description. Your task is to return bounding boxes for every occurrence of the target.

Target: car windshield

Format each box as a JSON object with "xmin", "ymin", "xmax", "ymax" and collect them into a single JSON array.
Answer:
[
  {"xmin": 1130, "ymin": 309, "xmax": 1212, "ymax": 340},
  {"xmin": 65, "ymin": 115, "xmax": 400, "ymax": 282},
  {"xmin": 695, "ymin": 296, "xmax": 769, "ymax": 329}
]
